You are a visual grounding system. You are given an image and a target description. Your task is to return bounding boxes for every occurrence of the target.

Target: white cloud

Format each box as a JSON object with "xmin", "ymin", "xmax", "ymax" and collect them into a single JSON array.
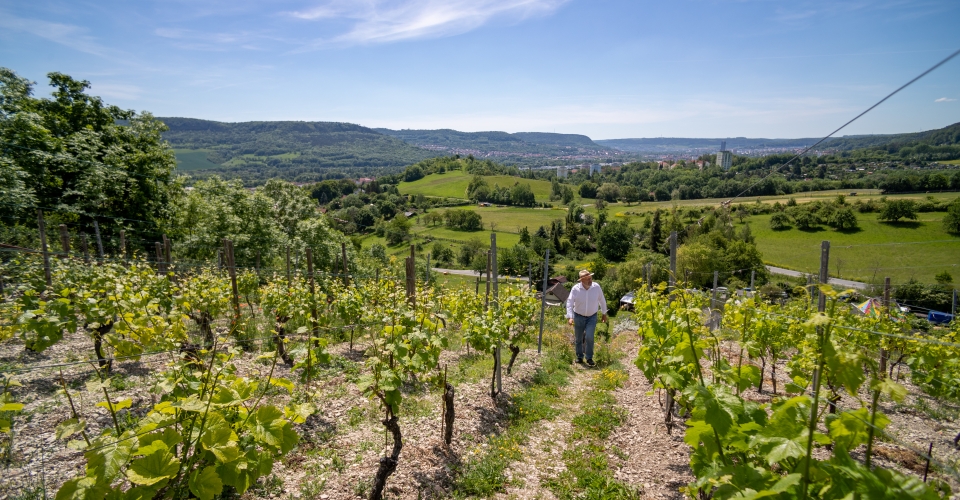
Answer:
[
  {"xmin": 290, "ymin": 0, "xmax": 568, "ymax": 46},
  {"xmin": 935, "ymin": 97, "xmax": 956, "ymax": 102}
]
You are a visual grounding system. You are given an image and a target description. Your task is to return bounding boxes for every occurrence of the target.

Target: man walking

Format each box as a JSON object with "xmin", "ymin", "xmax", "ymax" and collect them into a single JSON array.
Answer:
[{"xmin": 566, "ymin": 269, "xmax": 608, "ymax": 367}]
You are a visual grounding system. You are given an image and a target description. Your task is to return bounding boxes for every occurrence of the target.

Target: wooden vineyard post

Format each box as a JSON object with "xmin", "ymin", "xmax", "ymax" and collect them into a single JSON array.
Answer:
[
  {"xmin": 801, "ymin": 240, "xmax": 830, "ymax": 498},
  {"xmin": 306, "ymin": 248, "xmax": 318, "ymax": 382},
  {"xmin": 945, "ymin": 287, "xmax": 957, "ymax": 320},
  {"xmin": 538, "ymin": 248, "xmax": 550, "ymax": 354},
  {"xmin": 426, "ymin": 253, "xmax": 430, "ymax": 282},
  {"xmin": 750, "ymin": 269, "xmax": 755, "ymax": 291},
  {"xmin": 38, "ymin": 210, "xmax": 51, "ymax": 287},
  {"xmin": 712, "ymin": 270, "xmax": 719, "ymax": 310},
  {"xmin": 119, "ymin": 230, "xmax": 126, "ymax": 260},
  {"xmin": 341, "ymin": 242, "xmax": 349, "ymax": 286},
  {"xmin": 306, "ymin": 249, "xmax": 319, "ymax": 347},
  {"xmin": 880, "ymin": 277, "xmax": 891, "ymax": 375},
  {"xmin": 93, "ymin": 221, "xmax": 104, "ymax": 262},
  {"xmin": 528, "ymin": 261, "xmax": 532, "ymax": 291},
  {"xmin": 163, "ymin": 235, "xmax": 172, "ymax": 274},
  {"xmin": 442, "ymin": 365, "xmax": 454, "ymax": 446},
  {"xmin": 405, "ymin": 245, "xmax": 416, "ymax": 307},
  {"xmin": 80, "ymin": 233, "xmax": 90, "ymax": 264},
  {"xmin": 59, "ymin": 224, "xmax": 70, "ymax": 259},
  {"xmin": 668, "ymin": 231, "xmax": 677, "ymax": 293},
  {"xmin": 644, "ymin": 263, "xmax": 650, "ymax": 292},
  {"xmin": 475, "ymin": 276, "xmax": 480, "ymax": 296},
  {"xmin": 225, "ymin": 240, "xmax": 240, "ymax": 321},
  {"xmin": 491, "ymin": 232, "xmax": 501, "ymax": 396},
  {"xmin": 286, "ymin": 246, "xmax": 291, "ymax": 291},
  {"xmin": 155, "ymin": 242, "xmax": 165, "ymax": 275},
  {"xmin": 485, "ymin": 250, "xmax": 491, "ymax": 310}
]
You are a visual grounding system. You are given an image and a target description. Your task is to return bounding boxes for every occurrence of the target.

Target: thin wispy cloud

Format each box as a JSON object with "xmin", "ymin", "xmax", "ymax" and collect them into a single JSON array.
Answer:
[
  {"xmin": 89, "ymin": 83, "xmax": 143, "ymax": 100},
  {"xmin": 935, "ymin": 97, "xmax": 956, "ymax": 102},
  {"xmin": 290, "ymin": 0, "xmax": 568, "ymax": 46},
  {"xmin": 0, "ymin": 11, "xmax": 114, "ymax": 59}
]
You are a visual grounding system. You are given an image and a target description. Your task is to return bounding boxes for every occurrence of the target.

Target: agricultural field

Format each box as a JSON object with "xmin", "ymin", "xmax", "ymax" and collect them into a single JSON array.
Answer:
[
  {"xmin": 391, "ymin": 174, "xmax": 960, "ymax": 285},
  {"xmin": 1, "ymin": 255, "xmax": 958, "ymax": 499},
  {"xmin": 398, "ymin": 170, "xmax": 557, "ymax": 203},
  {"xmin": 173, "ymin": 149, "xmax": 219, "ymax": 171}
]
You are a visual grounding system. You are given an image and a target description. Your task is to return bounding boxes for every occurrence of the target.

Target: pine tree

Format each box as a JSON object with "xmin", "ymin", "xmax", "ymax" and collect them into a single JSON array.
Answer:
[{"xmin": 650, "ymin": 209, "xmax": 663, "ymax": 253}]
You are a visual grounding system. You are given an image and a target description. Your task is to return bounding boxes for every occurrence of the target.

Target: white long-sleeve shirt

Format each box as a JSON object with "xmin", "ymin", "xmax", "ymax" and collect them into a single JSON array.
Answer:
[{"xmin": 565, "ymin": 282, "xmax": 608, "ymax": 319}]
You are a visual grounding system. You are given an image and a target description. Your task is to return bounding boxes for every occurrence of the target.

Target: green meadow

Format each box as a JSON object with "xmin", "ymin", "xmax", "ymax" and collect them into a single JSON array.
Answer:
[
  {"xmin": 398, "ymin": 170, "xmax": 557, "ymax": 202},
  {"xmin": 383, "ymin": 169, "xmax": 960, "ymax": 285},
  {"xmin": 741, "ymin": 211, "xmax": 959, "ymax": 285}
]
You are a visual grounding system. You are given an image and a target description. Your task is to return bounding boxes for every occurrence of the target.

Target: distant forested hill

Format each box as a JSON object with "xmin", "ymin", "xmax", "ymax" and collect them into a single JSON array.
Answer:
[
  {"xmin": 374, "ymin": 128, "xmax": 614, "ymax": 157},
  {"xmin": 819, "ymin": 122, "xmax": 960, "ymax": 151},
  {"xmin": 160, "ymin": 118, "xmax": 438, "ymax": 185},
  {"xmin": 596, "ymin": 137, "xmax": 820, "ymax": 152}
]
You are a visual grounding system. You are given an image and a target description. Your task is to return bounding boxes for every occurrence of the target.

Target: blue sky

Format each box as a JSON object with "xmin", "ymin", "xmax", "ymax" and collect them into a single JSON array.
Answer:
[{"xmin": 1, "ymin": 0, "xmax": 958, "ymax": 139}]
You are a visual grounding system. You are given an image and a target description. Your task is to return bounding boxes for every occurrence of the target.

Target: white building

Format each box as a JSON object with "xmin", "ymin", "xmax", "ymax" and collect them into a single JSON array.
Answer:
[
  {"xmin": 557, "ymin": 166, "xmax": 569, "ymax": 178},
  {"xmin": 716, "ymin": 141, "xmax": 732, "ymax": 170},
  {"xmin": 589, "ymin": 164, "xmax": 601, "ymax": 176}
]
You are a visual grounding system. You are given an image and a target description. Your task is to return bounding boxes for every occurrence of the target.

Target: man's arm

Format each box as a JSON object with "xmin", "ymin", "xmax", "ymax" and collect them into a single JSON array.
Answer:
[
  {"xmin": 598, "ymin": 286, "xmax": 608, "ymax": 322},
  {"xmin": 566, "ymin": 284, "xmax": 577, "ymax": 323}
]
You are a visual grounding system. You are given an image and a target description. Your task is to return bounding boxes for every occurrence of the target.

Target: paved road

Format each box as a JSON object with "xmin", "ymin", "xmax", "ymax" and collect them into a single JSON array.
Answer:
[
  {"xmin": 431, "ymin": 267, "xmax": 530, "ymax": 282},
  {"xmin": 766, "ymin": 265, "xmax": 868, "ymax": 290}
]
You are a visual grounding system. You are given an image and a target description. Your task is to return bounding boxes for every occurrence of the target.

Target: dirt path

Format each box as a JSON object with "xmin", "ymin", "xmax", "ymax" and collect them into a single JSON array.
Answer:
[
  {"xmin": 497, "ymin": 327, "xmax": 693, "ymax": 500},
  {"xmin": 495, "ymin": 362, "xmax": 594, "ymax": 499},
  {"xmin": 611, "ymin": 344, "xmax": 692, "ymax": 499}
]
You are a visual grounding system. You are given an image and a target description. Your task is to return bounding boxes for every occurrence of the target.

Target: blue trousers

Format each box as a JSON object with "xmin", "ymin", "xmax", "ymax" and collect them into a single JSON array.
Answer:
[{"xmin": 573, "ymin": 313, "xmax": 597, "ymax": 361}]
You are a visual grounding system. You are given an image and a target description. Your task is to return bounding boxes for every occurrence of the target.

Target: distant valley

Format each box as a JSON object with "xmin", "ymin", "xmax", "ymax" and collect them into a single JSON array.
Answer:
[{"xmin": 160, "ymin": 116, "xmax": 960, "ymax": 185}]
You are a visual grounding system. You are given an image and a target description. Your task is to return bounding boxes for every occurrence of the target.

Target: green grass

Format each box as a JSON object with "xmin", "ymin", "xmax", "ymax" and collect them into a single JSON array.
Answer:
[
  {"xmin": 938, "ymin": 159, "xmax": 960, "ymax": 166},
  {"xmin": 399, "ymin": 170, "xmax": 557, "ymax": 202},
  {"xmin": 543, "ymin": 366, "xmax": 639, "ymax": 500},
  {"xmin": 744, "ymin": 210, "xmax": 960, "ymax": 284},
  {"xmin": 173, "ymin": 149, "xmax": 219, "ymax": 171}
]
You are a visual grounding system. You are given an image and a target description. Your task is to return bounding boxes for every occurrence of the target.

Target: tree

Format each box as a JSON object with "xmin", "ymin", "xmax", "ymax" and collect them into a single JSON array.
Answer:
[
  {"xmin": 649, "ymin": 209, "xmax": 663, "ymax": 253},
  {"xmin": 596, "ymin": 183, "xmax": 621, "ymax": 203},
  {"xmin": 827, "ymin": 207, "xmax": 859, "ymax": 230},
  {"xmin": 518, "ymin": 226, "xmax": 531, "ymax": 245},
  {"xmin": 403, "ymin": 164, "xmax": 425, "ymax": 182},
  {"xmin": 942, "ymin": 198, "xmax": 960, "ymax": 234},
  {"xmin": 0, "ymin": 68, "xmax": 180, "ymax": 249},
  {"xmin": 578, "ymin": 182, "xmax": 598, "ymax": 199},
  {"xmin": 466, "ymin": 175, "xmax": 489, "ymax": 201},
  {"xmin": 769, "ymin": 212, "xmax": 791, "ymax": 230},
  {"xmin": 510, "ymin": 183, "xmax": 536, "ymax": 207},
  {"xmin": 788, "ymin": 207, "xmax": 819, "ymax": 230},
  {"xmin": 621, "ymin": 185, "xmax": 641, "ymax": 205},
  {"xmin": 443, "ymin": 209, "xmax": 483, "ymax": 231},
  {"xmin": 262, "ymin": 179, "xmax": 318, "ymax": 240},
  {"xmin": 385, "ymin": 214, "xmax": 412, "ymax": 245},
  {"xmin": 597, "ymin": 220, "xmax": 633, "ymax": 262},
  {"xmin": 878, "ymin": 199, "xmax": 919, "ymax": 222}
]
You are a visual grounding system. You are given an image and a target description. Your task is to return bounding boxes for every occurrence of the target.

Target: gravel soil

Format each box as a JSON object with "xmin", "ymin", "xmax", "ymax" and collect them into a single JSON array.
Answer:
[{"xmin": 2, "ymin": 311, "xmax": 957, "ymax": 500}]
